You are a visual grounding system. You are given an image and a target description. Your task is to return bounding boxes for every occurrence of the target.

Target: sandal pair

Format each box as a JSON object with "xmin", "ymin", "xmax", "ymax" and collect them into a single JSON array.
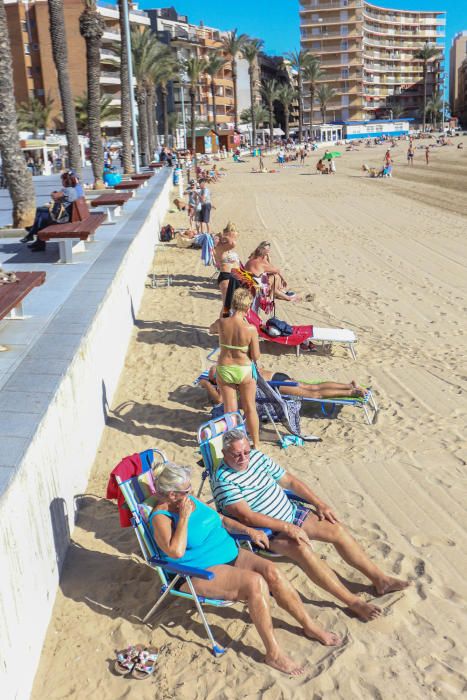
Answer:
[{"xmin": 114, "ymin": 645, "xmax": 158, "ymax": 680}]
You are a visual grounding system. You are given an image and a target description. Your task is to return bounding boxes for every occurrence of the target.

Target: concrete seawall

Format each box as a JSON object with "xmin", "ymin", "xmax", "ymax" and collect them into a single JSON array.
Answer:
[{"xmin": 0, "ymin": 169, "xmax": 172, "ymax": 700}]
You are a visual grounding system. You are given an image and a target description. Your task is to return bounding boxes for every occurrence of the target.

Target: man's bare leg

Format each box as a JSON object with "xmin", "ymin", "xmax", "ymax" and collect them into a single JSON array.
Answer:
[
  {"xmin": 303, "ymin": 516, "xmax": 410, "ymax": 596},
  {"xmin": 270, "ymin": 536, "xmax": 382, "ymax": 621}
]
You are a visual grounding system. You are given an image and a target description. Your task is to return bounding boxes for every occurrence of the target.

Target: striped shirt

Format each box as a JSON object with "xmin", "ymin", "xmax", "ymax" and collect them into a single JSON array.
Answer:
[{"xmin": 212, "ymin": 450, "xmax": 295, "ymax": 523}]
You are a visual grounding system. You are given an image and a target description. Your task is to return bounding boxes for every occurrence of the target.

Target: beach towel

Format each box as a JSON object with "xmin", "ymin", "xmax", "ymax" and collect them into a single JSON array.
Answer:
[
  {"xmin": 196, "ymin": 233, "xmax": 215, "ymax": 266},
  {"xmin": 106, "ymin": 449, "xmax": 154, "ymax": 527}
]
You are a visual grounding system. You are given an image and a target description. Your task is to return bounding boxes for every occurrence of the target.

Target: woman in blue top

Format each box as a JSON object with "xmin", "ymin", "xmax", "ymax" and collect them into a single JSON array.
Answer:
[{"xmin": 150, "ymin": 462, "xmax": 341, "ymax": 676}]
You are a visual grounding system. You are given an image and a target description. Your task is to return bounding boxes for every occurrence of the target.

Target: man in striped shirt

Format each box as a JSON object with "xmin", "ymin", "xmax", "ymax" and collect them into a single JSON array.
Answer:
[{"xmin": 212, "ymin": 429, "xmax": 409, "ymax": 622}]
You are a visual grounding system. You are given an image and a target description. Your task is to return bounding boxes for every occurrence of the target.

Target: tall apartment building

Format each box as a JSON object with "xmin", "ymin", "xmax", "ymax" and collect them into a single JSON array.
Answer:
[
  {"xmin": 449, "ymin": 31, "xmax": 467, "ymax": 119},
  {"xmin": 299, "ymin": 0, "xmax": 445, "ymax": 125},
  {"xmin": 4, "ymin": 0, "xmax": 150, "ymax": 133},
  {"xmin": 148, "ymin": 7, "xmax": 251, "ymax": 131}
]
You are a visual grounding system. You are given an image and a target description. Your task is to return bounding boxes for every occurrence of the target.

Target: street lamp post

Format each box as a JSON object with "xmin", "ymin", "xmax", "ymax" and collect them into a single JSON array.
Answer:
[{"xmin": 121, "ymin": 0, "xmax": 140, "ymax": 173}]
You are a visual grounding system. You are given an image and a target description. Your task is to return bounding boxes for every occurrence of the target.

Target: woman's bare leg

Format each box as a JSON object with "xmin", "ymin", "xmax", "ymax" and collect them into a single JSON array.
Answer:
[
  {"xmin": 183, "ymin": 561, "xmax": 305, "ymax": 675},
  {"xmin": 218, "ymin": 279, "xmax": 229, "ymax": 315},
  {"xmin": 217, "ymin": 381, "xmax": 238, "ymax": 414},
  {"xmin": 238, "ymin": 378, "xmax": 260, "ymax": 449}
]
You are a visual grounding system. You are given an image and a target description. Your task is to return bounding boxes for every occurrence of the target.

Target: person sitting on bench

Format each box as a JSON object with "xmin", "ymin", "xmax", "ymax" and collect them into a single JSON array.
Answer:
[{"xmin": 21, "ymin": 171, "xmax": 82, "ymax": 251}]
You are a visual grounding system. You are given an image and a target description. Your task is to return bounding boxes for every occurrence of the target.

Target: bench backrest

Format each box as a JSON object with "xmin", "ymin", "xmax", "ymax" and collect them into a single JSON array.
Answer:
[{"xmin": 71, "ymin": 197, "xmax": 90, "ymax": 222}]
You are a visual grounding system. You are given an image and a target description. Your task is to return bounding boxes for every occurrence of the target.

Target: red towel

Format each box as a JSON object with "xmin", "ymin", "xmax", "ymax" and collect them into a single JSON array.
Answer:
[{"xmin": 106, "ymin": 453, "xmax": 143, "ymax": 527}]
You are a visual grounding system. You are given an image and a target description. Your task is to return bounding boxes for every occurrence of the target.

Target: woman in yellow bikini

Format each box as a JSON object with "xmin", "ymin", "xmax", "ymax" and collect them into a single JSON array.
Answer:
[{"xmin": 209, "ymin": 288, "xmax": 261, "ymax": 448}]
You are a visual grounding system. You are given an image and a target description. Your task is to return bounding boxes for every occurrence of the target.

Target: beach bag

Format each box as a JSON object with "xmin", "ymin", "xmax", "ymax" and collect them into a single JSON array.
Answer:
[
  {"xmin": 49, "ymin": 200, "xmax": 70, "ymax": 224},
  {"xmin": 266, "ymin": 317, "xmax": 293, "ymax": 337},
  {"xmin": 159, "ymin": 224, "xmax": 175, "ymax": 242}
]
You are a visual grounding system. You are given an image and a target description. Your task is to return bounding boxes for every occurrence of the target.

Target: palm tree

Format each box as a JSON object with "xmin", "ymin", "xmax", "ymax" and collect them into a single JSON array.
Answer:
[
  {"xmin": 222, "ymin": 29, "xmax": 248, "ymax": 129},
  {"xmin": 75, "ymin": 94, "xmax": 120, "ymax": 132},
  {"xmin": 285, "ymin": 49, "xmax": 311, "ymax": 144},
  {"xmin": 425, "ymin": 92, "xmax": 443, "ymax": 130},
  {"xmin": 205, "ymin": 52, "xmax": 228, "ymax": 132},
  {"xmin": 316, "ymin": 84, "xmax": 337, "ymax": 124},
  {"xmin": 17, "ymin": 93, "xmax": 54, "ymax": 138},
  {"xmin": 184, "ymin": 56, "xmax": 209, "ymax": 153},
  {"xmin": 47, "ymin": 0, "xmax": 81, "ymax": 174},
  {"xmin": 277, "ymin": 84, "xmax": 297, "ymax": 140},
  {"xmin": 261, "ymin": 79, "xmax": 281, "ymax": 146},
  {"xmin": 241, "ymin": 38, "xmax": 264, "ymax": 146},
  {"xmin": 118, "ymin": 0, "xmax": 132, "ymax": 173},
  {"xmin": 240, "ymin": 104, "xmax": 268, "ymax": 128},
  {"xmin": 302, "ymin": 56, "xmax": 322, "ymax": 139},
  {"xmin": 0, "ymin": 0, "xmax": 36, "ymax": 227},
  {"xmin": 79, "ymin": 0, "xmax": 105, "ymax": 188},
  {"xmin": 413, "ymin": 43, "xmax": 441, "ymax": 133},
  {"xmin": 151, "ymin": 57, "xmax": 180, "ymax": 146}
]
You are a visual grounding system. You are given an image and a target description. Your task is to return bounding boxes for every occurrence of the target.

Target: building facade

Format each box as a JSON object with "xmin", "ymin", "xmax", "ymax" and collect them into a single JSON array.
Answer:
[
  {"xmin": 147, "ymin": 7, "xmax": 251, "ymax": 135},
  {"xmin": 449, "ymin": 31, "xmax": 467, "ymax": 120},
  {"xmin": 4, "ymin": 0, "xmax": 150, "ymax": 132},
  {"xmin": 299, "ymin": 0, "xmax": 445, "ymax": 125}
]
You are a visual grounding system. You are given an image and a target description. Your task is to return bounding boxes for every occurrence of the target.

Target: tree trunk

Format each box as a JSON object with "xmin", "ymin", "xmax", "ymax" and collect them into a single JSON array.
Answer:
[
  {"xmin": 298, "ymin": 75, "xmax": 303, "ymax": 143},
  {"xmin": 0, "ymin": 1, "xmax": 36, "ymax": 226},
  {"xmin": 322, "ymin": 105, "xmax": 326, "ymax": 124},
  {"xmin": 422, "ymin": 63, "xmax": 427, "ymax": 132},
  {"xmin": 210, "ymin": 79, "xmax": 218, "ymax": 131},
  {"xmin": 146, "ymin": 84, "xmax": 155, "ymax": 156},
  {"xmin": 309, "ymin": 86, "xmax": 315, "ymax": 139},
  {"xmin": 47, "ymin": 0, "xmax": 81, "ymax": 175},
  {"xmin": 161, "ymin": 86, "xmax": 169, "ymax": 145},
  {"xmin": 284, "ymin": 106, "xmax": 289, "ymax": 140},
  {"xmin": 269, "ymin": 106, "xmax": 274, "ymax": 147},
  {"xmin": 232, "ymin": 60, "xmax": 238, "ymax": 129},
  {"xmin": 118, "ymin": 0, "xmax": 133, "ymax": 174},
  {"xmin": 136, "ymin": 86, "xmax": 149, "ymax": 166},
  {"xmin": 190, "ymin": 88, "xmax": 196, "ymax": 153},
  {"xmin": 80, "ymin": 8, "xmax": 105, "ymax": 189},
  {"xmin": 249, "ymin": 66, "xmax": 256, "ymax": 146}
]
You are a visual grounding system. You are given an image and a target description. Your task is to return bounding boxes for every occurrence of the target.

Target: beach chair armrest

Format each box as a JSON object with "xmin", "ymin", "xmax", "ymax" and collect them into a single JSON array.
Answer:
[
  {"xmin": 233, "ymin": 527, "xmax": 273, "ymax": 542},
  {"xmin": 149, "ymin": 557, "xmax": 215, "ymax": 580},
  {"xmin": 284, "ymin": 489, "xmax": 312, "ymax": 505},
  {"xmin": 268, "ymin": 381, "xmax": 299, "ymax": 388}
]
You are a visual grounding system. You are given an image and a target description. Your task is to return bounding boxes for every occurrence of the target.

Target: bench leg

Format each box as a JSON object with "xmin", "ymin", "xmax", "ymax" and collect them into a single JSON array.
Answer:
[
  {"xmin": 6, "ymin": 301, "xmax": 25, "ymax": 319},
  {"xmin": 105, "ymin": 206, "xmax": 114, "ymax": 223},
  {"xmin": 73, "ymin": 240, "xmax": 87, "ymax": 253},
  {"xmin": 58, "ymin": 239, "xmax": 74, "ymax": 264},
  {"xmin": 114, "ymin": 205, "xmax": 122, "ymax": 217}
]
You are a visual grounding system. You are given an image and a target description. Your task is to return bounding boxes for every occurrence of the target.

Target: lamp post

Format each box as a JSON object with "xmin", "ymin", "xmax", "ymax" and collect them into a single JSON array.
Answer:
[{"xmin": 121, "ymin": 0, "xmax": 140, "ymax": 173}]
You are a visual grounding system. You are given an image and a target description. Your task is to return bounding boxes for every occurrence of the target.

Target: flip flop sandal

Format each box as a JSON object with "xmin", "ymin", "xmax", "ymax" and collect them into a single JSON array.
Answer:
[
  {"xmin": 132, "ymin": 647, "xmax": 159, "ymax": 680},
  {"xmin": 114, "ymin": 644, "xmax": 145, "ymax": 675}
]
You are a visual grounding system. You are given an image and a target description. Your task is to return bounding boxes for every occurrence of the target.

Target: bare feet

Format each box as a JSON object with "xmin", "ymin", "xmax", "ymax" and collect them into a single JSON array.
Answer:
[
  {"xmin": 348, "ymin": 598, "xmax": 382, "ymax": 621},
  {"xmin": 374, "ymin": 576, "xmax": 410, "ymax": 596},
  {"xmin": 304, "ymin": 625, "xmax": 343, "ymax": 646},
  {"xmin": 265, "ymin": 651, "xmax": 305, "ymax": 676},
  {"xmin": 350, "ymin": 380, "xmax": 366, "ymax": 397}
]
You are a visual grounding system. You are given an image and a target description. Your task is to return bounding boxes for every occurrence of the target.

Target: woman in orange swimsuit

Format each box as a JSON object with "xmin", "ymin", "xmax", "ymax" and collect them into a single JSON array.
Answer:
[{"xmin": 209, "ymin": 288, "xmax": 261, "ymax": 448}]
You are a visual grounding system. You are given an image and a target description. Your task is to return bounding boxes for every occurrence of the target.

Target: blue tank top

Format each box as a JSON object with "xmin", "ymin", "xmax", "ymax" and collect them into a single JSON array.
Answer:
[{"xmin": 150, "ymin": 496, "xmax": 238, "ymax": 570}]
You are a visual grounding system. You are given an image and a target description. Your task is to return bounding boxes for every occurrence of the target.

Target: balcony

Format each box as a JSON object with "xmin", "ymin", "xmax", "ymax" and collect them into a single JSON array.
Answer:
[
  {"xmin": 300, "ymin": 0, "xmax": 363, "ymax": 11},
  {"xmin": 100, "ymin": 48, "xmax": 120, "ymax": 64},
  {"xmin": 102, "ymin": 30, "xmax": 121, "ymax": 42}
]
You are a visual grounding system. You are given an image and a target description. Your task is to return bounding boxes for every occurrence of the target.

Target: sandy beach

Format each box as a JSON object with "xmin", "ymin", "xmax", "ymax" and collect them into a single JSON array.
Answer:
[{"xmin": 31, "ymin": 142, "xmax": 467, "ymax": 699}]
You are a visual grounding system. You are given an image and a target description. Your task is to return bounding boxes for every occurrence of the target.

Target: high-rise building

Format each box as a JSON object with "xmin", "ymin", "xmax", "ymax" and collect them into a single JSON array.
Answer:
[
  {"xmin": 147, "ymin": 7, "xmax": 251, "ymax": 133},
  {"xmin": 4, "ymin": 0, "xmax": 150, "ymax": 133},
  {"xmin": 299, "ymin": 0, "xmax": 445, "ymax": 125},
  {"xmin": 449, "ymin": 31, "xmax": 467, "ymax": 119}
]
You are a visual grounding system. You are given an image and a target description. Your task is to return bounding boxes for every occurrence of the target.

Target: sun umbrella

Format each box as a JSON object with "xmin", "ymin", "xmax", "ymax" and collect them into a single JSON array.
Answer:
[{"xmin": 323, "ymin": 151, "xmax": 341, "ymax": 160}]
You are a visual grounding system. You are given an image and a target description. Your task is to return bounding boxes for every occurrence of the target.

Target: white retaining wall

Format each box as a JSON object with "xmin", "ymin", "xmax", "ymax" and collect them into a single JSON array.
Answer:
[{"xmin": 0, "ymin": 170, "xmax": 172, "ymax": 700}]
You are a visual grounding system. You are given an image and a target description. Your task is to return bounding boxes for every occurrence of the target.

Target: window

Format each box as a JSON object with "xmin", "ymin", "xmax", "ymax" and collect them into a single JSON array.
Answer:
[
  {"xmin": 312, "ymin": 27, "xmax": 320, "ymax": 36},
  {"xmin": 341, "ymin": 68, "xmax": 349, "ymax": 78},
  {"xmin": 24, "ymin": 44, "xmax": 31, "ymax": 54},
  {"xmin": 341, "ymin": 95, "xmax": 349, "ymax": 106},
  {"xmin": 340, "ymin": 10, "xmax": 348, "ymax": 20},
  {"xmin": 341, "ymin": 25, "xmax": 348, "ymax": 36},
  {"xmin": 312, "ymin": 41, "xmax": 321, "ymax": 49},
  {"xmin": 27, "ymin": 66, "xmax": 33, "ymax": 77},
  {"xmin": 21, "ymin": 21, "xmax": 27, "ymax": 32},
  {"xmin": 35, "ymin": 88, "xmax": 44, "ymax": 96},
  {"xmin": 341, "ymin": 40, "xmax": 348, "ymax": 50},
  {"xmin": 312, "ymin": 14, "xmax": 319, "ymax": 21},
  {"xmin": 341, "ymin": 53, "xmax": 349, "ymax": 63}
]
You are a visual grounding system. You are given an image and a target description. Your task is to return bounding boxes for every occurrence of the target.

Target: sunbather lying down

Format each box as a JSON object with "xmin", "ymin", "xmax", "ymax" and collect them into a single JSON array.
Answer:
[{"xmin": 199, "ymin": 365, "xmax": 367, "ymax": 404}]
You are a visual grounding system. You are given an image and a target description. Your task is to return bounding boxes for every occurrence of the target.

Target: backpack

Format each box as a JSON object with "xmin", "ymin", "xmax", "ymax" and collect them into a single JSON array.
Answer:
[
  {"xmin": 265, "ymin": 317, "xmax": 293, "ymax": 337},
  {"xmin": 159, "ymin": 224, "xmax": 175, "ymax": 242}
]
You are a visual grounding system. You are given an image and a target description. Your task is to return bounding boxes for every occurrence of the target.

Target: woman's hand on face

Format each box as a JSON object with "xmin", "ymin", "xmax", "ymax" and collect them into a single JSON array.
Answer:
[{"xmin": 178, "ymin": 496, "xmax": 194, "ymax": 520}]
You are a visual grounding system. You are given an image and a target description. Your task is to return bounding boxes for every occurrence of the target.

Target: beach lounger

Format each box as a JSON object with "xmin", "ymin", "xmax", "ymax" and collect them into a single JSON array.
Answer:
[
  {"xmin": 247, "ymin": 309, "xmax": 357, "ymax": 359},
  {"xmin": 115, "ymin": 447, "xmax": 256, "ymax": 657}
]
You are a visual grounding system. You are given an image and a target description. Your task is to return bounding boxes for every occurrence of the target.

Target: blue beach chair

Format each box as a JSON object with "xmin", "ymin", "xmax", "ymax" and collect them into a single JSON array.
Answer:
[{"xmin": 116, "ymin": 447, "xmax": 251, "ymax": 658}]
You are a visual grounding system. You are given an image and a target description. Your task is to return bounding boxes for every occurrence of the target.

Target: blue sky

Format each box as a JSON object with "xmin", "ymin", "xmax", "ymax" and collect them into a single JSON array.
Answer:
[{"xmin": 131, "ymin": 0, "xmax": 467, "ymax": 58}]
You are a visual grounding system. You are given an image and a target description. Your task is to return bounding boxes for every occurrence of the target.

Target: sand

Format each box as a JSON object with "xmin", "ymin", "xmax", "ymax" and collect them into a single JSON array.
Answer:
[{"xmin": 31, "ymin": 140, "xmax": 467, "ymax": 699}]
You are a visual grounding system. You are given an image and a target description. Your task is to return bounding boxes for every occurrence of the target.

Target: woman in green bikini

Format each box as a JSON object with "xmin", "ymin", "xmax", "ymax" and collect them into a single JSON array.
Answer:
[{"xmin": 209, "ymin": 288, "xmax": 261, "ymax": 448}]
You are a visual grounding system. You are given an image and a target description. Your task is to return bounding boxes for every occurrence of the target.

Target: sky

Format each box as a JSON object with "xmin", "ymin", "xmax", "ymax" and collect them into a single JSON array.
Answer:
[{"xmin": 129, "ymin": 0, "xmax": 467, "ymax": 58}]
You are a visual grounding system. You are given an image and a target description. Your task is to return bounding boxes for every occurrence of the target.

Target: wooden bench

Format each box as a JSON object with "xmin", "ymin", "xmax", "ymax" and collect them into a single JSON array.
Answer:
[
  {"xmin": 38, "ymin": 201, "xmax": 106, "ymax": 263},
  {"xmin": 0, "ymin": 271, "xmax": 46, "ymax": 320},
  {"xmin": 90, "ymin": 192, "xmax": 132, "ymax": 223},
  {"xmin": 113, "ymin": 180, "xmax": 142, "ymax": 195},
  {"xmin": 129, "ymin": 173, "xmax": 153, "ymax": 187},
  {"xmin": 149, "ymin": 162, "xmax": 166, "ymax": 169}
]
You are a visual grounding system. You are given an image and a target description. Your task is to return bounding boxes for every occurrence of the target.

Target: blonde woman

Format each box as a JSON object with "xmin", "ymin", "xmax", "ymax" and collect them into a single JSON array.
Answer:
[
  {"xmin": 245, "ymin": 242, "xmax": 300, "ymax": 303},
  {"xmin": 209, "ymin": 288, "xmax": 260, "ymax": 449},
  {"xmin": 149, "ymin": 461, "xmax": 341, "ymax": 675},
  {"xmin": 213, "ymin": 222, "xmax": 241, "ymax": 309}
]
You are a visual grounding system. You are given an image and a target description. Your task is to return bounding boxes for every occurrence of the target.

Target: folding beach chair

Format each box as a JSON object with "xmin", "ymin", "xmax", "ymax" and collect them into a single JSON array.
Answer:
[
  {"xmin": 247, "ymin": 309, "xmax": 357, "ymax": 359},
  {"xmin": 116, "ymin": 447, "xmax": 249, "ymax": 658},
  {"xmin": 267, "ymin": 379, "xmax": 379, "ymax": 426}
]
